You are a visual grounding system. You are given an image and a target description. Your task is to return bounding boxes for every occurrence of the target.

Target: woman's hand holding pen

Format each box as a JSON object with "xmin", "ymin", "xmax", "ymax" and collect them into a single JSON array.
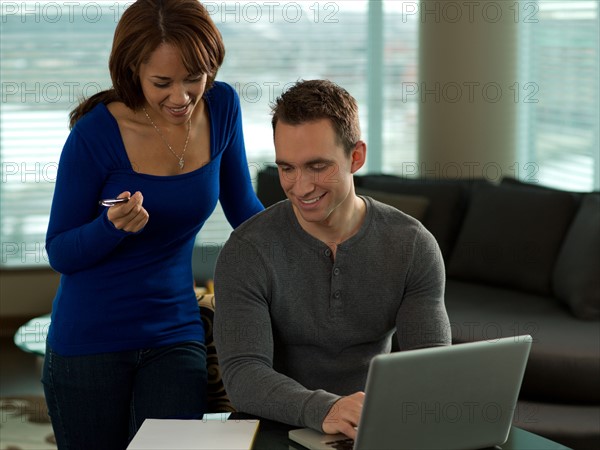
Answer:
[{"xmin": 106, "ymin": 191, "xmax": 149, "ymax": 233}]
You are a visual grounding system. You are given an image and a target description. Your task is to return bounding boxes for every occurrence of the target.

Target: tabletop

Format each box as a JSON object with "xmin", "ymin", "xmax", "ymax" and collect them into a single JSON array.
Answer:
[
  {"xmin": 13, "ymin": 314, "xmax": 50, "ymax": 356},
  {"xmin": 232, "ymin": 414, "xmax": 571, "ymax": 450}
]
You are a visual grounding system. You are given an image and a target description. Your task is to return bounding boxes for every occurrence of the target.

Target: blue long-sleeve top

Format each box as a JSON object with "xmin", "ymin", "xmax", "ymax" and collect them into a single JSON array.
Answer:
[{"xmin": 46, "ymin": 81, "xmax": 264, "ymax": 356}]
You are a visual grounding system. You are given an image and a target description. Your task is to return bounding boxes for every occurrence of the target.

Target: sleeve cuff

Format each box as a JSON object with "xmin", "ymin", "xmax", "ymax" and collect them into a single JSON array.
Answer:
[{"xmin": 302, "ymin": 390, "xmax": 342, "ymax": 432}]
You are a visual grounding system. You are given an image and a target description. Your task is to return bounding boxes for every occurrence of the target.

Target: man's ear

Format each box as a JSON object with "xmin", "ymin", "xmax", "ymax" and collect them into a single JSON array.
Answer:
[{"xmin": 350, "ymin": 141, "xmax": 367, "ymax": 174}]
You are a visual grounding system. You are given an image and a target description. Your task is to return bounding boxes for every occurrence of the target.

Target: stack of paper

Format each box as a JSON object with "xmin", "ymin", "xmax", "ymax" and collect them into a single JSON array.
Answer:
[{"xmin": 127, "ymin": 418, "xmax": 260, "ymax": 450}]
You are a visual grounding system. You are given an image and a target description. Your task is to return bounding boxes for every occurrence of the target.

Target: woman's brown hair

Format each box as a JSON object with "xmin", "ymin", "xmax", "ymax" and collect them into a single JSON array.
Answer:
[{"xmin": 69, "ymin": 0, "xmax": 225, "ymax": 128}]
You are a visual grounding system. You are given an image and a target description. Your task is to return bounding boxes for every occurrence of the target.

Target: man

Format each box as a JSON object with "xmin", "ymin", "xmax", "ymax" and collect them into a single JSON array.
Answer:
[{"xmin": 213, "ymin": 79, "xmax": 451, "ymax": 439}]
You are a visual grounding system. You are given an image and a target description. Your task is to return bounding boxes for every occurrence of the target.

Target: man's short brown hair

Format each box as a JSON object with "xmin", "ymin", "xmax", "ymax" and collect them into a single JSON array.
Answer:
[{"xmin": 271, "ymin": 80, "xmax": 361, "ymax": 155}]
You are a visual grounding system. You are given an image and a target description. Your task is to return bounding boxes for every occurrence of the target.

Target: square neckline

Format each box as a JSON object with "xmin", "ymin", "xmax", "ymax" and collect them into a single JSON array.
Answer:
[{"xmin": 101, "ymin": 97, "xmax": 216, "ymax": 180}]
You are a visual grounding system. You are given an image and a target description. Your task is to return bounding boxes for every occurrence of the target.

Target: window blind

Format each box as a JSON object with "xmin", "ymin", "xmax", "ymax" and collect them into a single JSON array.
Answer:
[
  {"xmin": 201, "ymin": 0, "xmax": 423, "ymax": 247},
  {"xmin": 199, "ymin": 1, "xmax": 371, "ymax": 247},
  {"xmin": 518, "ymin": 1, "xmax": 599, "ymax": 191},
  {"xmin": 3, "ymin": 1, "xmax": 597, "ymax": 269},
  {"xmin": 1, "ymin": 2, "xmax": 115, "ymax": 267},
  {"xmin": 382, "ymin": 1, "xmax": 420, "ymax": 174},
  {"xmin": 0, "ymin": 1, "xmax": 382, "ymax": 267}
]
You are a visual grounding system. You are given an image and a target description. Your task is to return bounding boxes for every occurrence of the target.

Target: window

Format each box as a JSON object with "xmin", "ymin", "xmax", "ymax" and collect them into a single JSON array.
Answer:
[
  {"xmin": 1, "ymin": 1, "xmax": 598, "ymax": 268},
  {"xmin": 2, "ymin": 1, "xmax": 115, "ymax": 267},
  {"xmin": 199, "ymin": 0, "xmax": 373, "ymax": 247},
  {"xmin": 0, "ymin": 1, "xmax": 390, "ymax": 267},
  {"xmin": 517, "ymin": 1, "xmax": 599, "ymax": 191}
]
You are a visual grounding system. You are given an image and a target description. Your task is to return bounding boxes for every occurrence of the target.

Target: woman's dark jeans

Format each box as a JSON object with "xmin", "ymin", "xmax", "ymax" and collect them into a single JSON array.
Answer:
[{"xmin": 42, "ymin": 341, "xmax": 207, "ymax": 450}]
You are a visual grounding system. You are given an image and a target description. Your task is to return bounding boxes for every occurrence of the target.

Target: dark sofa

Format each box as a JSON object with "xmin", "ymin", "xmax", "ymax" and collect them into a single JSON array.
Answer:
[{"xmin": 255, "ymin": 166, "xmax": 600, "ymax": 450}]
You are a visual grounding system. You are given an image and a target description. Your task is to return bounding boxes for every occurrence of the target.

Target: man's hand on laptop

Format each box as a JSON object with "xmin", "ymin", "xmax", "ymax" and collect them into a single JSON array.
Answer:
[{"xmin": 322, "ymin": 392, "xmax": 365, "ymax": 439}]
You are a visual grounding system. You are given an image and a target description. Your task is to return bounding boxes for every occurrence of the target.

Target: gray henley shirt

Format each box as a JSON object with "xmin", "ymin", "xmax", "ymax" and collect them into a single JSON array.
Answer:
[{"xmin": 214, "ymin": 196, "xmax": 451, "ymax": 431}]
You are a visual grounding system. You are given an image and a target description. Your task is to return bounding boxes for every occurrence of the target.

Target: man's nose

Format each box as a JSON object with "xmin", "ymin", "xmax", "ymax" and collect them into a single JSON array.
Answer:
[{"xmin": 292, "ymin": 169, "xmax": 316, "ymax": 196}]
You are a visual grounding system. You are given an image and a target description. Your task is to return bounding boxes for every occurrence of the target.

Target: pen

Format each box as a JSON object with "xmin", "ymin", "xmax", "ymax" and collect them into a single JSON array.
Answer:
[{"xmin": 99, "ymin": 197, "xmax": 130, "ymax": 207}]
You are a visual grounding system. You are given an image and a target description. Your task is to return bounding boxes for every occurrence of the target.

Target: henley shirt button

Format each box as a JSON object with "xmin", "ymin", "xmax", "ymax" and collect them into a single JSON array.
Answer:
[
  {"xmin": 334, "ymin": 290, "xmax": 341, "ymax": 299},
  {"xmin": 333, "ymin": 268, "xmax": 340, "ymax": 276},
  {"xmin": 324, "ymin": 249, "xmax": 332, "ymax": 257}
]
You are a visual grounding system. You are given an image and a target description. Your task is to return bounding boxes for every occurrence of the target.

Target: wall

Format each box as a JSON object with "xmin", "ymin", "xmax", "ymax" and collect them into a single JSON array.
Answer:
[
  {"xmin": 0, "ymin": 269, "xmax": 60, "ymax": 334},
  {"xmin": 0, "ymin": 245, "xmax": 216, "ymax": 325},
  {"xmin": 418, "ymin": 1, "xmax": 518, "ymax": 179}
]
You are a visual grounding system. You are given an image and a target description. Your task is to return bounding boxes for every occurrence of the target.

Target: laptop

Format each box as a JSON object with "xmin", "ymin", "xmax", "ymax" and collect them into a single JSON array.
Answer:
[{"xmin": 289, "ymin": 335, "xmax": 533, "ymax": 450}]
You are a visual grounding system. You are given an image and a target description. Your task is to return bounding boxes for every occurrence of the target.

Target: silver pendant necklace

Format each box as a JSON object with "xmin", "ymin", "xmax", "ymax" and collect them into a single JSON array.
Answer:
[{"xmin": 142, "ymin": 107, "xmax": 191, "ymax": 170}]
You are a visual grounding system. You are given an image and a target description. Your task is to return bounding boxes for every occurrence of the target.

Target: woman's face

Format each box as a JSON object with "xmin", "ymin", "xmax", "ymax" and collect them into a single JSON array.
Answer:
[{"xmin": 138, "ymin": 43, "xmax": 207, "ymax": 125}]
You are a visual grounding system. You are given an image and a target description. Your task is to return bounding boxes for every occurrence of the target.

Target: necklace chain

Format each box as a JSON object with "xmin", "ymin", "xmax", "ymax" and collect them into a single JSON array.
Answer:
[{"xmin": 142, "ymin": 107, "xmax": 191, "ymax": 170}]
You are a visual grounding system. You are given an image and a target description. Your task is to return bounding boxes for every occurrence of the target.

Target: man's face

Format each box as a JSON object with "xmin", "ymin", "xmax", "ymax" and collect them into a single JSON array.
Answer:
[{"xmin": 274, "ymin": 118, "xmax": 363, "ymax": 229}]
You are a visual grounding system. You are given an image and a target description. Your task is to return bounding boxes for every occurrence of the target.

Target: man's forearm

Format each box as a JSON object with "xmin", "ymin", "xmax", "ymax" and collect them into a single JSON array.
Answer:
[{"xmin": 218, "ymin": 355, "xmax": 340, "ymax": 430}]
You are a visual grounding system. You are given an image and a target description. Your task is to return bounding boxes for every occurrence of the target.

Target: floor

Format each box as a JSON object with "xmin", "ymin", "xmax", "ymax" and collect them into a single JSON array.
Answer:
[
  {"xmin": 0, "ymin": 333, "xmax": 57, "ymax": 449},
  {"xmin": 0, "ymin": 334, "xmax": 45, "ymax": 397}
]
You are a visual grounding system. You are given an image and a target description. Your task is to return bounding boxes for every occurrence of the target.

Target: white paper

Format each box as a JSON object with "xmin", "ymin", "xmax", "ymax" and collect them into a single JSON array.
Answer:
[{"xmin": 126, "ymin": 418, "xmax": 260, "ymax": 450}]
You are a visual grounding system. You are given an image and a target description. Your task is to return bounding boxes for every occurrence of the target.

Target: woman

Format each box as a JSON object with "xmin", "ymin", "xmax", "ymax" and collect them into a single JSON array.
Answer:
[{"xmin": 42, "ymin": 1, "xmax": 263, "ymax": 448}]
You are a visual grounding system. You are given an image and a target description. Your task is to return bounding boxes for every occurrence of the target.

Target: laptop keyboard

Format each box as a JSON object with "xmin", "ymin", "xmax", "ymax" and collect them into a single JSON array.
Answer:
[{"xmin": 325, "ymin": 437, "xmax": 355, "ymax": 450}]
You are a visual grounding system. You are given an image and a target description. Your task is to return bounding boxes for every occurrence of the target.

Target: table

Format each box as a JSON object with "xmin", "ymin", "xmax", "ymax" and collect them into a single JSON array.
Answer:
[
  {"xmin": 13, "ymin": 314, "xmax": 50, "ymax": 356},
  {"xmin": 244, "ymin": 415, "xmax": 571, "ymax": 450},
  {"xmin": 15, "ymin": 319, "xmax": 571, "ymax": 450}
]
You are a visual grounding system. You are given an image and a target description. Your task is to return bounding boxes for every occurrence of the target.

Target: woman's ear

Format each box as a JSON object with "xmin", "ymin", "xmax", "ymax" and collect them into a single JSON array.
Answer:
[{"xmin": 350, "ymin": 141, "xmax": 367, "ymax": 174}]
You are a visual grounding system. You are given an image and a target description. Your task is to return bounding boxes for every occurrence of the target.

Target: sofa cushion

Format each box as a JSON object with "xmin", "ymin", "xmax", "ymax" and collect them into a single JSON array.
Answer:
[
  {"xmin": 355, "ymin": 187, "xmax": 430, "ymax": 221},
  {"xmin": 447, "ymin": 182, "xmax": 578, "ymax": 295},
  {"xmin": 256, "ymin": 169, "xmax": 433, "ymax": 222},
  {"xmin": 501, "ymin": 176, "xmax": 582, "ymax": 201},
  {"xmin": 256, "ymin": 165, "xmax": 286, "ymax": 207},
  {"xmin": 355, "ymin": 174, "xmax": 470, "ymax": 260},
  {"xmin": 445, "ymin": 280, "xmax": 600, "ymax": 403},
  {"xmin": 553, "ymin": 193, "xmax": 600, "ymax": 319}
]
